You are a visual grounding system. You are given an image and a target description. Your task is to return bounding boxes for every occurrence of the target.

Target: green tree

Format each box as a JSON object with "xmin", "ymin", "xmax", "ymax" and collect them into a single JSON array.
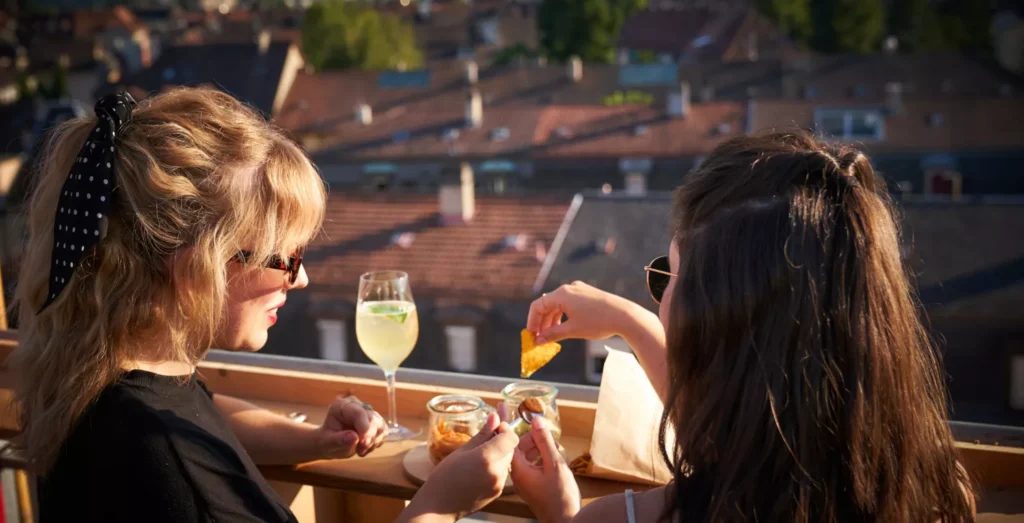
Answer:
[
  {"xmin": 301, "ymin": 0, "xmax": 422, "ymax": 71},
  {"xmin": 492, "ymin": 43, "xmax": 538, "ymax": 66},
  {"xmin": 46, "ymin": 63, "xmax": 70, "ymax": 100},
  {"xmin": 937, "ymin": 0, "xmax": 992, "ymax": 53},
  {"xmin": 889, "ymin": 0, "xmax": 947, "ymax": 51},
  {"xmin": 756, "ymin": 0, "xmax": 812, "ymax": 42},
  {"xmin": 811, "ymin": 0, "xmax": 886, "ymax": 53},
  {"xmin": 538, "ymin": 0, "xmax": 647, "ymax": 63}
]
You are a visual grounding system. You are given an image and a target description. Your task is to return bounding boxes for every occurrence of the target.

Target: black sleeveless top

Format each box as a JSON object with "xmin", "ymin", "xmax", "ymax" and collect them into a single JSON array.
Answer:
[{"xmin": 40, "ymin": 370, "xmax": 298, "ymax": 523}]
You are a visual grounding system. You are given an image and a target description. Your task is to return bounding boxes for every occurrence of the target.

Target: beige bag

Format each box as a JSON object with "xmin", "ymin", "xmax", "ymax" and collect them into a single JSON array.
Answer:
[{"xmin": 585, "ymin": 345, "xmax": 674, "ymax": 485}]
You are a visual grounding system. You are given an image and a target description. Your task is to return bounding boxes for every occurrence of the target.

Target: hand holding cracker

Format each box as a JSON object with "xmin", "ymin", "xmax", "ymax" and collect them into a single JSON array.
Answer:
[{"xmin": 521, "ymin": 329, "xmax": 561, "ymax": 378}]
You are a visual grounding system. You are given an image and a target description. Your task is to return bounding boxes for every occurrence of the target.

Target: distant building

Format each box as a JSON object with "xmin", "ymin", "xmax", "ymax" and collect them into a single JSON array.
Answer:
[
  {"xmin": 263, "ymin": 178, "xmax": 576, "ymax": 382},
  {"xmin": 535, "ymin": 191, "xmax": 1024, "ymax": 424},
  {"xmin": 103, "ymin": 39, "xmax": 305, "ymax": 117},
  {"xmin": 748, "ymin": 96, "xmax": 1024, "ymax": 195}
]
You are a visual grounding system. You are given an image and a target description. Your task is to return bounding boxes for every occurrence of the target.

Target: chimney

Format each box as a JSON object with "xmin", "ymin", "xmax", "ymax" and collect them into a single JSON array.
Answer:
[
  {"xmin": 439, "ymin": 163, "xmax": 475, "ymax": 224},
  {"xmin": 885, "ymin": 82, "xmax": 903, "ymax": 116},
  {"xmin": 355, "ymin": 103, "xmax": 372, "ymax": 126},
  {"xmin": 568, "ymin": 55, "xmax": 582, "ymax": 83},
  {"xmin": 747, "ymin": 31, "xmax": 758, "ymax": 61},
  {"xmin": 465, "ymin": 89, "xmax": 483, "ymax": 128},
  {"xmin": 258, "ymin": 29, "xmax": 271, "ymax": 55},
  {"xmin": 699, "ymin": 84, "xmax": 715, "ymax": 102},
  {"xmin": 667, "ymin": 81, "xmax": 691, "ymax": 118},
  {"xmin": 465, "ymin": 59, "xmax": 478, "ymax": 84}
]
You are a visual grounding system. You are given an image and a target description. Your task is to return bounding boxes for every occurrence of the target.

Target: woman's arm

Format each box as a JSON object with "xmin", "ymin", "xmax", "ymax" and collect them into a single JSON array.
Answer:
[
  {"xmin": 213, "ymin": 393, "xmax": 387, "ymax": 465},
  {"xmin": 528, "ymin": 282, "xmax": 669, "ymax": 402}
]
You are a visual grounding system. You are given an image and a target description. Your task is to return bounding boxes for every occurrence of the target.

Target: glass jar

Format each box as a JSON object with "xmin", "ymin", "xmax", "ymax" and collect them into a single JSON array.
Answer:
[
  {"xmin": 426, "ymin": 394, "xmax": 496, "ymax": 465},
  {"xmin": 501, "ymin": 382, "xmax": 561, "ymax": 440}
]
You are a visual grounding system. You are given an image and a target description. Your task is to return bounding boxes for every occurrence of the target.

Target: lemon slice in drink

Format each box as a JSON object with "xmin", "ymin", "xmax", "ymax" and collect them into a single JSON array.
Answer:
[{"xmin": 367, "ymin": 303, "xmax": 409, "ymax": 324}]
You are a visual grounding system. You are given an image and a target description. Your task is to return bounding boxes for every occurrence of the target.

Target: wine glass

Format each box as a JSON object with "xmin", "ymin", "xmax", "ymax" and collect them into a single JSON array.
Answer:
[{"xmin": 355, "ymin": 271, "xmax": 420, "ymax": 441}]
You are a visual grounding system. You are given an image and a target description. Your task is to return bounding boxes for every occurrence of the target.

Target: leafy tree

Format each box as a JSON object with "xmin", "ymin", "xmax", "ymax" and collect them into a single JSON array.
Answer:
[
  {"xmin": 810, "ymin": 0, "xmax": 886, "ymax": 53},
  {"xmin": 937, "ymin": 0, "xmax": 992, "ymax": 53},
  {"xmin": 889, "ymin": 0, "xmax": 947, "ymax": 51},
  {"xmin": 538, "ymin": 0, "xmax": 647, "ymax": 63},
  {"xmin": 301, "ymin": 0, "xmax": 422, "ymax": 71},
  {"xmin": 46, "ymin": 62, "xmax": 70, "ymax": 100},
  {"xmin": 756, "ymin": 0, "xmax": 812, "ymax": 42}
]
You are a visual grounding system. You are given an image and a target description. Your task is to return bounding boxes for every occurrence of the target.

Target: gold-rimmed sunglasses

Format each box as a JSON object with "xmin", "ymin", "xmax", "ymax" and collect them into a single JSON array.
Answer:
[{"xmin": 644, "ymin": 256, "xmax": 677, "ymax": 304}]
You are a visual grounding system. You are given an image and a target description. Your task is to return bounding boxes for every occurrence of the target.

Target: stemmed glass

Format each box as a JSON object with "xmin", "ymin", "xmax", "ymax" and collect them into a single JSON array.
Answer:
[{"xmin": 355, "ymin": 271, "xmax": 420, "ymax": 441}]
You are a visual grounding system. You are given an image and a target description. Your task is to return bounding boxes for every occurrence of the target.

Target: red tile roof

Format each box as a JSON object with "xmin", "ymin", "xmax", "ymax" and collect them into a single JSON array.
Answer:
[
  {"xmin": 749, "ymin": 97, "xmax": 1024, "ymax": 151},
  {"xmin": 304, "ymin": 193, "xmax": 571, "ymax": 301},
  {"xmin": 532, "ymin": 103, "xmax": 745, "ymax": 158}
]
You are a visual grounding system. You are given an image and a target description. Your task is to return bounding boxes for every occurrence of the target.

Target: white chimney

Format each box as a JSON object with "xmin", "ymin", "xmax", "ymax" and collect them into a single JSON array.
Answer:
[
  {"xmin": 258, "ymin": 29, "xmax": 271, "ymax": 55},
  {"xmin": 466, "ymin": 89, "xmax": 483, "ymax": 128},
  {"xmin": 667, "ymin": 81, "xmax": 691, "ymax": 118},
  {"xmin": 568, "ymin": 55, "xmax": 582, "ymax": 83},
  {"xmin": 355, "ymin": 103, "xmax": 372, "ymax": 126},
  {"xmin": 885, "ymin": 82, "xmax": 903, "ymax": 116},
  {"xmin": 439, "ymin": 163, "xmax": 475, "ymax": 224},
  {"xmin": 465, "ymin": 59, "xmax": 478, "ymax": 84}
]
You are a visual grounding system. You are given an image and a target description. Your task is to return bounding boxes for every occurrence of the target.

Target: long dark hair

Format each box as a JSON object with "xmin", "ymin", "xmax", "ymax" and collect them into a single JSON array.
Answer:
[{"xmin": 658, "ymin": 131, "xmax": 974, "ymax": 522}]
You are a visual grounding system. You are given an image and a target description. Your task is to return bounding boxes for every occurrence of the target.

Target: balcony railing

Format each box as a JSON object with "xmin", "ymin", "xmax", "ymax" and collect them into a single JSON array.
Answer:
[{"xmin": 0, "ymin": 330, "xmax": 1022, "ymax": 522}]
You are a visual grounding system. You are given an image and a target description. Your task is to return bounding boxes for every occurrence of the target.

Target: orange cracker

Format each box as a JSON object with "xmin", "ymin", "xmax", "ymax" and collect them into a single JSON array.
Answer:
[{"xmin": 521, "ymin": 329, "xmax": 561, "ymax": 378}]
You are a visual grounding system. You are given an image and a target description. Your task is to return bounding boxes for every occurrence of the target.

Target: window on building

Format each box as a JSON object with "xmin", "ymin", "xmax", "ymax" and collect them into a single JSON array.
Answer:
[
  {"xmin": 445, "ymin": 326, "xmax": 477, "ymax": 372},
  {"xmin": 814, "ymin": 109, "xmax": 885, "ymax": 140},
  {"xmin": 624, "ymin": 173, "xmax": 647, "ymax": 196},
  {"xmin": 586, "ymin": 336, "xmax": 631, "ymax": 384},
  {"xmin": 316, "ymin": 319, "xmax": 346, "ymax": 361}
]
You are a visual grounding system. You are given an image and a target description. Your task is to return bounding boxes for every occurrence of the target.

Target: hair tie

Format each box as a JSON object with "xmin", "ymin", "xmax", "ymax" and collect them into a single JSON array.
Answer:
[{"xmin": 39, "ymin": 92, "xmax": 136, "ymax": 312}]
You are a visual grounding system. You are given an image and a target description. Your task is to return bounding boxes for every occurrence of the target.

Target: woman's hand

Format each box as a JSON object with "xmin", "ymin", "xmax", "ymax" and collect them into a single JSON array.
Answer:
[
  {"xmin": 316, "ymin": 395, "xmax": 389, "ymax": 459},
  {"xmin": 529, "ymin": 281, "xmax": 670, "ymax": 402},
  {"xmin": 510, "ymin": 417, "xmax": 581, "ymax": 523},
  {"xmin": 402, "ymin": 413, "xmax": 519, "ymax": 521},
  {"xmin": 528, "ymin": 281, "xmax": 645, "ymax": 344}
]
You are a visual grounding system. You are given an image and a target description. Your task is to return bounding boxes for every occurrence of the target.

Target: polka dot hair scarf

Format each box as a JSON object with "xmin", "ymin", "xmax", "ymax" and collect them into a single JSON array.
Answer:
[{"xmin": 40, "ymin": 92, "xmax": 136, "ymax": 312}]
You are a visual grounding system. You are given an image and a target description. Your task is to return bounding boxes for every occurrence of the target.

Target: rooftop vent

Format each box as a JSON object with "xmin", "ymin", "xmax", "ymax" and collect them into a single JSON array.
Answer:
[
  {"xmin": 633, "ymin": 124, "xmax": 649, "ymax": 137},
  {"xmin": 554, "ymin": 126, "xmax": 573, "ymax": 140},
  {"xmin": 595, "ymin": 237, "xmax": 616, "ymax": 254},
  {"xmin": 392, "ymin": 130, "xmax": 411, "ymax": 143},
  {"xmin": 928, "ymin": 113, "xmax": 945, "ymax": 127},
  {"xmin": 502, "ymin": 233, "xmax": 528, "ymax": 251},
  {"xmin": 490, "ymin": 127, "xmax": 510, "ymax": 142},
  {"xmin": 443, "ymin": 128, "xmax": 461, "ymax": 142},
  {"xmin": 391, "ymin": 232, "xmax": 416, "ymax": 249},
  {"xmin": 716, "ymin": 122, "xmax": 732, "ymax": 135}
]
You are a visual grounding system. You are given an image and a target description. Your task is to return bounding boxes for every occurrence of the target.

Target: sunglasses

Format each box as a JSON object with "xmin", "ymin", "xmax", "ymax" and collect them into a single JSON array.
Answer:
[
  {"xmin": 644, "ymin": 255, "xmax": 677, "ymax": 304},
  {"xmin": 232, "ymin": 247, "xmax": 305, "ymax": 284}
]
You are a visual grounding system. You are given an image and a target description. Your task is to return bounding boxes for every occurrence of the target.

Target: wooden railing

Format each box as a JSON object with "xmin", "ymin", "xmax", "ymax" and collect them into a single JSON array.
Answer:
[{"xmin": 0, "ymin": 330, "xmax": 1022, "ymax": 522}]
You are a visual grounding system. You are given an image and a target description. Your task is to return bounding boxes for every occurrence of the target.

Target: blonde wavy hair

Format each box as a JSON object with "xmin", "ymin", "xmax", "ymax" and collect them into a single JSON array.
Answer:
[{"xmin": 11, "ymin": 88, "xmax": 326, "ymax": 474}]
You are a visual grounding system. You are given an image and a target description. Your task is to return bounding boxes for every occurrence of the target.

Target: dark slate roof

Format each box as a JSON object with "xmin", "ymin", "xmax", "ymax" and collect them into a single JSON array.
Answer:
[
  {"xmin": 111, "ymin": 41, "xmax": 292, "ymax": 116},
  {"xmin": 535, "ymin": 191, "xmax": 674, "ymax": 309},
  {"xmin": 0, "ymin": 98, "xmax": 36, "ymax": 156},
  {"xmin": 537, "ymin": 192, "xmax": 1024, "ymax": 318}
]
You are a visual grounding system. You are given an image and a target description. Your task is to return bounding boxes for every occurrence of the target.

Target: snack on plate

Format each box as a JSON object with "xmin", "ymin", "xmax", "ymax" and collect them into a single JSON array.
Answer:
[
  {"xmin": 520, "ymin": 329, "xmax": 561, "ymax": 378},
  {"xmin": 428, "ymin": 420, "xmax": 473, "ymax": 465},
  {"xmin": 569, "ymin": 452, "xmax": 592, "ymax": 475}
]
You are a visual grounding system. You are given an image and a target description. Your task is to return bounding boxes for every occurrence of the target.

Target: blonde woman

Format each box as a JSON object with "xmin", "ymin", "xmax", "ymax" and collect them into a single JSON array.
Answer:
[{"xmin": 13, "ymin": 89, "xmax": 518, "ymax": 523}]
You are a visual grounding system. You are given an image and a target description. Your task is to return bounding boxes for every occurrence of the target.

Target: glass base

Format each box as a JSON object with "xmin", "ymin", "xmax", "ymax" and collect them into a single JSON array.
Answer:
[{"xmin": 386, "ymin": 424, "xmax": 422, "ymax": 442}]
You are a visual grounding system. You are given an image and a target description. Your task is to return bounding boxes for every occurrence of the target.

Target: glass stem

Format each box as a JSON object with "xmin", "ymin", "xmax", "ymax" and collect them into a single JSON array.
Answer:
[{"xmin": 384, "ymin": 370, "xmax": 399, "ymax": 430}]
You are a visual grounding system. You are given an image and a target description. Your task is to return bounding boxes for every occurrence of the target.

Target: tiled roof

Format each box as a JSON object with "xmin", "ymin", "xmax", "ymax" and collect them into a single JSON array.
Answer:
[
  {"xmin": 532, "ymin": 103, "xmax": 744, "ymax": 158},
  {"xmin": 619, "ymin": 6, "xmax": 792, "ymax": 62},
  {"xmin": 536, "ymin": 192, "xmax": 672, "ymax": 308},
  {"xmin": 303, "ymin": 193, "xmax": 571, "ymax": 301},
  {"xmin": 784, "ymin": 52, "xmax": 1023, "ymax": 99},
  {"xmin": 749, "ymin": 97, "xmax": 1024, "ymax": 151},
  {"xmin": 305, "ymin": 106, "xmax": 543, "ymax": 163}
]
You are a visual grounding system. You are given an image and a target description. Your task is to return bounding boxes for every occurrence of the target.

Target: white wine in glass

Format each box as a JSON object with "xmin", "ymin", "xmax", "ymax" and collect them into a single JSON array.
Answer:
[{"xmin": 355, "ymin": 271, "xmax": 420, "ymax": 441}]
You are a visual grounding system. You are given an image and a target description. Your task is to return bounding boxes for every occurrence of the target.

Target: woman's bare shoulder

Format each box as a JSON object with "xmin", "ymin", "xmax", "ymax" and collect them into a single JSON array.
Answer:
[{"xmin": 574, "ymin": 486, "xmax": 673, "ymax": 523}]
